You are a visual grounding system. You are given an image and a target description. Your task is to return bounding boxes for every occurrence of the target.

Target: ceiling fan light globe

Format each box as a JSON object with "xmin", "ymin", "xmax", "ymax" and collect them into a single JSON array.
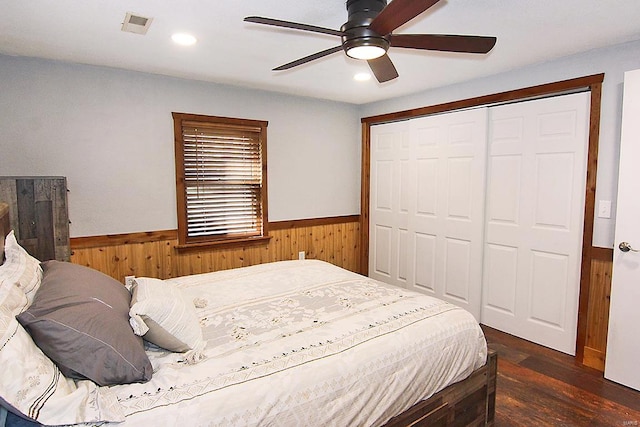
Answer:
[{"xmin": 346, "ymin": 45, "xmax": 386, "ymax": 60}]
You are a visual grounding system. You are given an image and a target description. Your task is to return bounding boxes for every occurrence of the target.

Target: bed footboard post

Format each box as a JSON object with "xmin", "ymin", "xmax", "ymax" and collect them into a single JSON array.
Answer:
[{"xmin": 485, "ymin": 350, "xmax": 498, "ymax": 426}]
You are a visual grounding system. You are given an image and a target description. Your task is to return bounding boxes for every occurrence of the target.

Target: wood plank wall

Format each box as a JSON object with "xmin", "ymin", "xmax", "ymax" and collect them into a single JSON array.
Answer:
[
  {"xmin": 0, "ymin": 177, "xmax": 70, "ymax": 261},
  {"xmin": 582, "ymin": 249, "xmax": 614, "ymax": 371},
  {"xmin": 65, "ymin": 213, "xmax": 616, "ymax": 372},
  {"xmin": 70, "ymin": 216, "xmax": 361, "ymax": 282}
]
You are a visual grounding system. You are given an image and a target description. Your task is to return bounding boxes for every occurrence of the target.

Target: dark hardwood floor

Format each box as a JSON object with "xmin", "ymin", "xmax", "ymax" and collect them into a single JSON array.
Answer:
[{"xmin": 482, "ymin": 325, "xmax": 640, "ymax": 427}]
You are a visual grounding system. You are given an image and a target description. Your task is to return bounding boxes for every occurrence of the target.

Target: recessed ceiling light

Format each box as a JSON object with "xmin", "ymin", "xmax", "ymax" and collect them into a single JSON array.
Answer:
[
  {"xmin": 171, "ymin": 33, "xmax": 197, "ymax": 46},
  {"xmin": 354, "ymin": 72, "xmax": 372, "ymax": 82}
]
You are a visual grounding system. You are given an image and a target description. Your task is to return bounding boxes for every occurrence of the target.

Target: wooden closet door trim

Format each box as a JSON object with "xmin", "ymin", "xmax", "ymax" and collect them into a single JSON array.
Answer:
[{"xmin": 359, "ymin": 73, "xmax": 604, "ymax": 366}]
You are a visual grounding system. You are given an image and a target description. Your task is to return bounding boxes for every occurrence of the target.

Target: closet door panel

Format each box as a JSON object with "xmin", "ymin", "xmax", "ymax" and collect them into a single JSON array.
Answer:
[
  {"xmin": 529, "ymin": 250, "xmax": 569, "ymax": 328},
  {"xmin": 412, "ymin": 108, "xmax": 488, "ymax": 318},
  {"xmin": 397, "ymin": 229, "xmax": 409, "ymax": 282},
  {"xmin": 482, "ymin": 92, "xmax": 590, "ymax": 355},
  {"xmin": 369, "ymin": 121, "xmax": 411, "ymax": 288},
  {"xmin": 370, "ymin": 109, "xmax": 487, "ymax": 319},
  {"xmin": 443, "ymin": 237, "xmax": 472, "ymax": 302},
  {"xmin": 484, "ymin": 243, "xmax": 518, "ymax": 315},
  {"xmin": 446, "ymin": 157, "xmax": 474, "ymax": 219},
  {"xmin": 416, "ymin": 158, "xmax": 438, "ymax": 215},
  {"xmin": 414, "ymin": 232, "xmax": 437, "ymax": 292},
  {"xmin": 373, "ymin": 224, "xmax": 393, "ymax": 278},
  {"xmin": 486, "ymin": 155, "xmax": 521, "ymax": 226}
]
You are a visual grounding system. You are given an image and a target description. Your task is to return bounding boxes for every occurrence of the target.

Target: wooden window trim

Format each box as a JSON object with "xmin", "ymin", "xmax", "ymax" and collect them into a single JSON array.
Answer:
[{"xmin": 173, "ymin": 112, "xmax": 270, "ymax": 249}]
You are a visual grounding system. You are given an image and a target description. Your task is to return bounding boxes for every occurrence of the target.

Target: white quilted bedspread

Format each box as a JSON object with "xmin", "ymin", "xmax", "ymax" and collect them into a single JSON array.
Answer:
[{"xmin": 101, "ymin": 260, "xmax": 487, "ymax": 427}]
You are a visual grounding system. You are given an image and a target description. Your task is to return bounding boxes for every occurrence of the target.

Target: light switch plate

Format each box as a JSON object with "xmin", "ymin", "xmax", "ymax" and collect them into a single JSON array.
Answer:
[{"xmin": 598, "ymin": 200, "xmax": 612, "ymax": 219}]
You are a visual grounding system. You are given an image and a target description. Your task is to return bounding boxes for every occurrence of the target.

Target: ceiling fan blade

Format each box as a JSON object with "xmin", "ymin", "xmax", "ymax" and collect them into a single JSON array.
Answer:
[
  {"xmin": 370, "ymin": 0, "xmax": 441, "ymax": 35},
  {"xmin": 367, "ymin": 54, "xmax": 399, "ymax": 83},
  {"xmin": 244, "ymin": 16, "xmax": 343, "ymax": 37},
  {"xmin": 273, "ymin": 46, "xmax": 343, "ymax": 71},
  {"xmin": 390, "ymin": 34, "xmax": 497, "ymax": 53}
]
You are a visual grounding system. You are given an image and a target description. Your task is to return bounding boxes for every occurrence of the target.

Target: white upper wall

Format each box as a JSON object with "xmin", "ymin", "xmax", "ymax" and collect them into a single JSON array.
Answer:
[
  {"xmin": 0, "ymin": 55, "xmax": 361, "ymax": 237},
  {"xmin": 359, "ymin": 39, "xmax": 640, "ymax": 249}
]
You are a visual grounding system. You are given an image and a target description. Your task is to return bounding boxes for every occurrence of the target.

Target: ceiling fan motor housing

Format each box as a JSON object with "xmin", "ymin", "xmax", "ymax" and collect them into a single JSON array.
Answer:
[{"xmin": 341, "ymin": 0, "xmax": 390, "ymax": 56}]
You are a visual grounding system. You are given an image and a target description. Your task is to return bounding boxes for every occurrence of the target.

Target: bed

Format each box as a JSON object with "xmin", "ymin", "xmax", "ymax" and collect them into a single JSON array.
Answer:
[{"xmin": 0, "ymin": 202, "xmax": 496, "ymax": 426}]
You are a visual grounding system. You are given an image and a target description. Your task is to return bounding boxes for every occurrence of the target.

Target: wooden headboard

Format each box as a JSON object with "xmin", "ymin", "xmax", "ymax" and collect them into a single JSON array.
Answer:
[{"xmin": 1, "ymin": 202, "xmax": 9, "ymax": 264}]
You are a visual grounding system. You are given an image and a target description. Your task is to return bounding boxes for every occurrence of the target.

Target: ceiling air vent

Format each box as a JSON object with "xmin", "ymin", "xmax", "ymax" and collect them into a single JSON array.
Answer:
[{"xmin": 121, "ymin": 12, "xmax": 153, "ymax": 35}]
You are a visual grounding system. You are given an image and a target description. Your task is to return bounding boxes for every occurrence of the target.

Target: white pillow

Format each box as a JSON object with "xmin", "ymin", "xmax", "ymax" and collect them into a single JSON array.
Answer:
[
  {"xmin": 0, "ymin": 284, "xmax": 124, "ymax": 424},
  {"xmin": 129, "ymin": 277, "xmax": 206, "ymax": 364},
  {"xmin": 0, "ymin": 231, "xmax": 42, "ymax": 307}
]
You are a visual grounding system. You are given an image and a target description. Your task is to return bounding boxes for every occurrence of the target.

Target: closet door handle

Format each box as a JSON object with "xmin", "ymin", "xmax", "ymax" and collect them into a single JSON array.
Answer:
[{"xmin": 618, "ymin": 241, "xmax": 638, "ymax": 253}]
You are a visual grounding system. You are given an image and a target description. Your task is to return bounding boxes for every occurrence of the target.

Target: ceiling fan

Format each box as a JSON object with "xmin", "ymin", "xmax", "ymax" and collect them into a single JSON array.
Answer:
[{"xmin": 244, "ymin": 0, "xmax": 497, "ymax": 83}]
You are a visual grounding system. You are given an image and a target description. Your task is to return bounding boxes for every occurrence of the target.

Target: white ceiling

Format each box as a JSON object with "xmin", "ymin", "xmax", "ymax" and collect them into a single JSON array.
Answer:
[{"xmin": 2, "ymin": 0, "xmax": 640, "ymax": 105}]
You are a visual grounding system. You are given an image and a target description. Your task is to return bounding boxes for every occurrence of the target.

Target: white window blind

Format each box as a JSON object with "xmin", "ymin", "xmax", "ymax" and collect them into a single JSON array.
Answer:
[{"xmin": 174, "ymin": 113, "xmax": 267, "ymax": 245}]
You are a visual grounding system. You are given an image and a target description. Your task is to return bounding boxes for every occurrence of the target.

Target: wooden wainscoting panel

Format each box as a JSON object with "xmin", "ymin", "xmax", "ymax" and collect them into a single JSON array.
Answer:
[
  {"xmin": 582, "ymin": 254, "xmax": 613, "ymax": 371},
  {"xmin": 70, "ymin": 219, "xmax": 361, "ymax": 283},
  {"xmin": 583, "ymin": 346, "xmax": 606, "ymax": 372}
]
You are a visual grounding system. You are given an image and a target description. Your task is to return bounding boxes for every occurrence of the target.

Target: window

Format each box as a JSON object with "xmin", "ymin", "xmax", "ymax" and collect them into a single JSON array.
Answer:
[{"xmin": 172, "ymin": 113, "xmax": 268, "ymax": 247}]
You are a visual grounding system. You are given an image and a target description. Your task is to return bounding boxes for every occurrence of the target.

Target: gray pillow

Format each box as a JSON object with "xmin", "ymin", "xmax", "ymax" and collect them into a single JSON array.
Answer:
[{"xmin": 16, "ymin": 261, "xmax": 152, "ymax": 386}]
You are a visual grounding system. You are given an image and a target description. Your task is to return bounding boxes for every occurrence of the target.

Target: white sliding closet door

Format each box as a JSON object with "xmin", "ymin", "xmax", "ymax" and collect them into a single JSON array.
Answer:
[
  {"xmin": 481, "ymin": 92, "xmax": 590, "ymax": 355},
  {"xmin": 369, "ymin": 120, "xmax": 411, "ymax": 289},
  {"xmin": 370, "ymin": 109, "xmax": 488, "ymax": 319}
]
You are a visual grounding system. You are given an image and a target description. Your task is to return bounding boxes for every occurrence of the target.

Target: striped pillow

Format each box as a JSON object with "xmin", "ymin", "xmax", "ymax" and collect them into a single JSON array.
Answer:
[{"xmin": 0, "ymin": 283, "xmax": 124, "ymax": 424}]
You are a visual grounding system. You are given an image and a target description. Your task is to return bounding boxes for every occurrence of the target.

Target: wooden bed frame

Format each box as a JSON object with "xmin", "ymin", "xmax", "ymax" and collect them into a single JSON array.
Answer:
[
  {"xmin": 383, "ymin": 350, "xmax": 497, "ymax": 426},
  {"xmin": 0, "ymin": 201, "xmax": 497, "ymax": 426}
]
